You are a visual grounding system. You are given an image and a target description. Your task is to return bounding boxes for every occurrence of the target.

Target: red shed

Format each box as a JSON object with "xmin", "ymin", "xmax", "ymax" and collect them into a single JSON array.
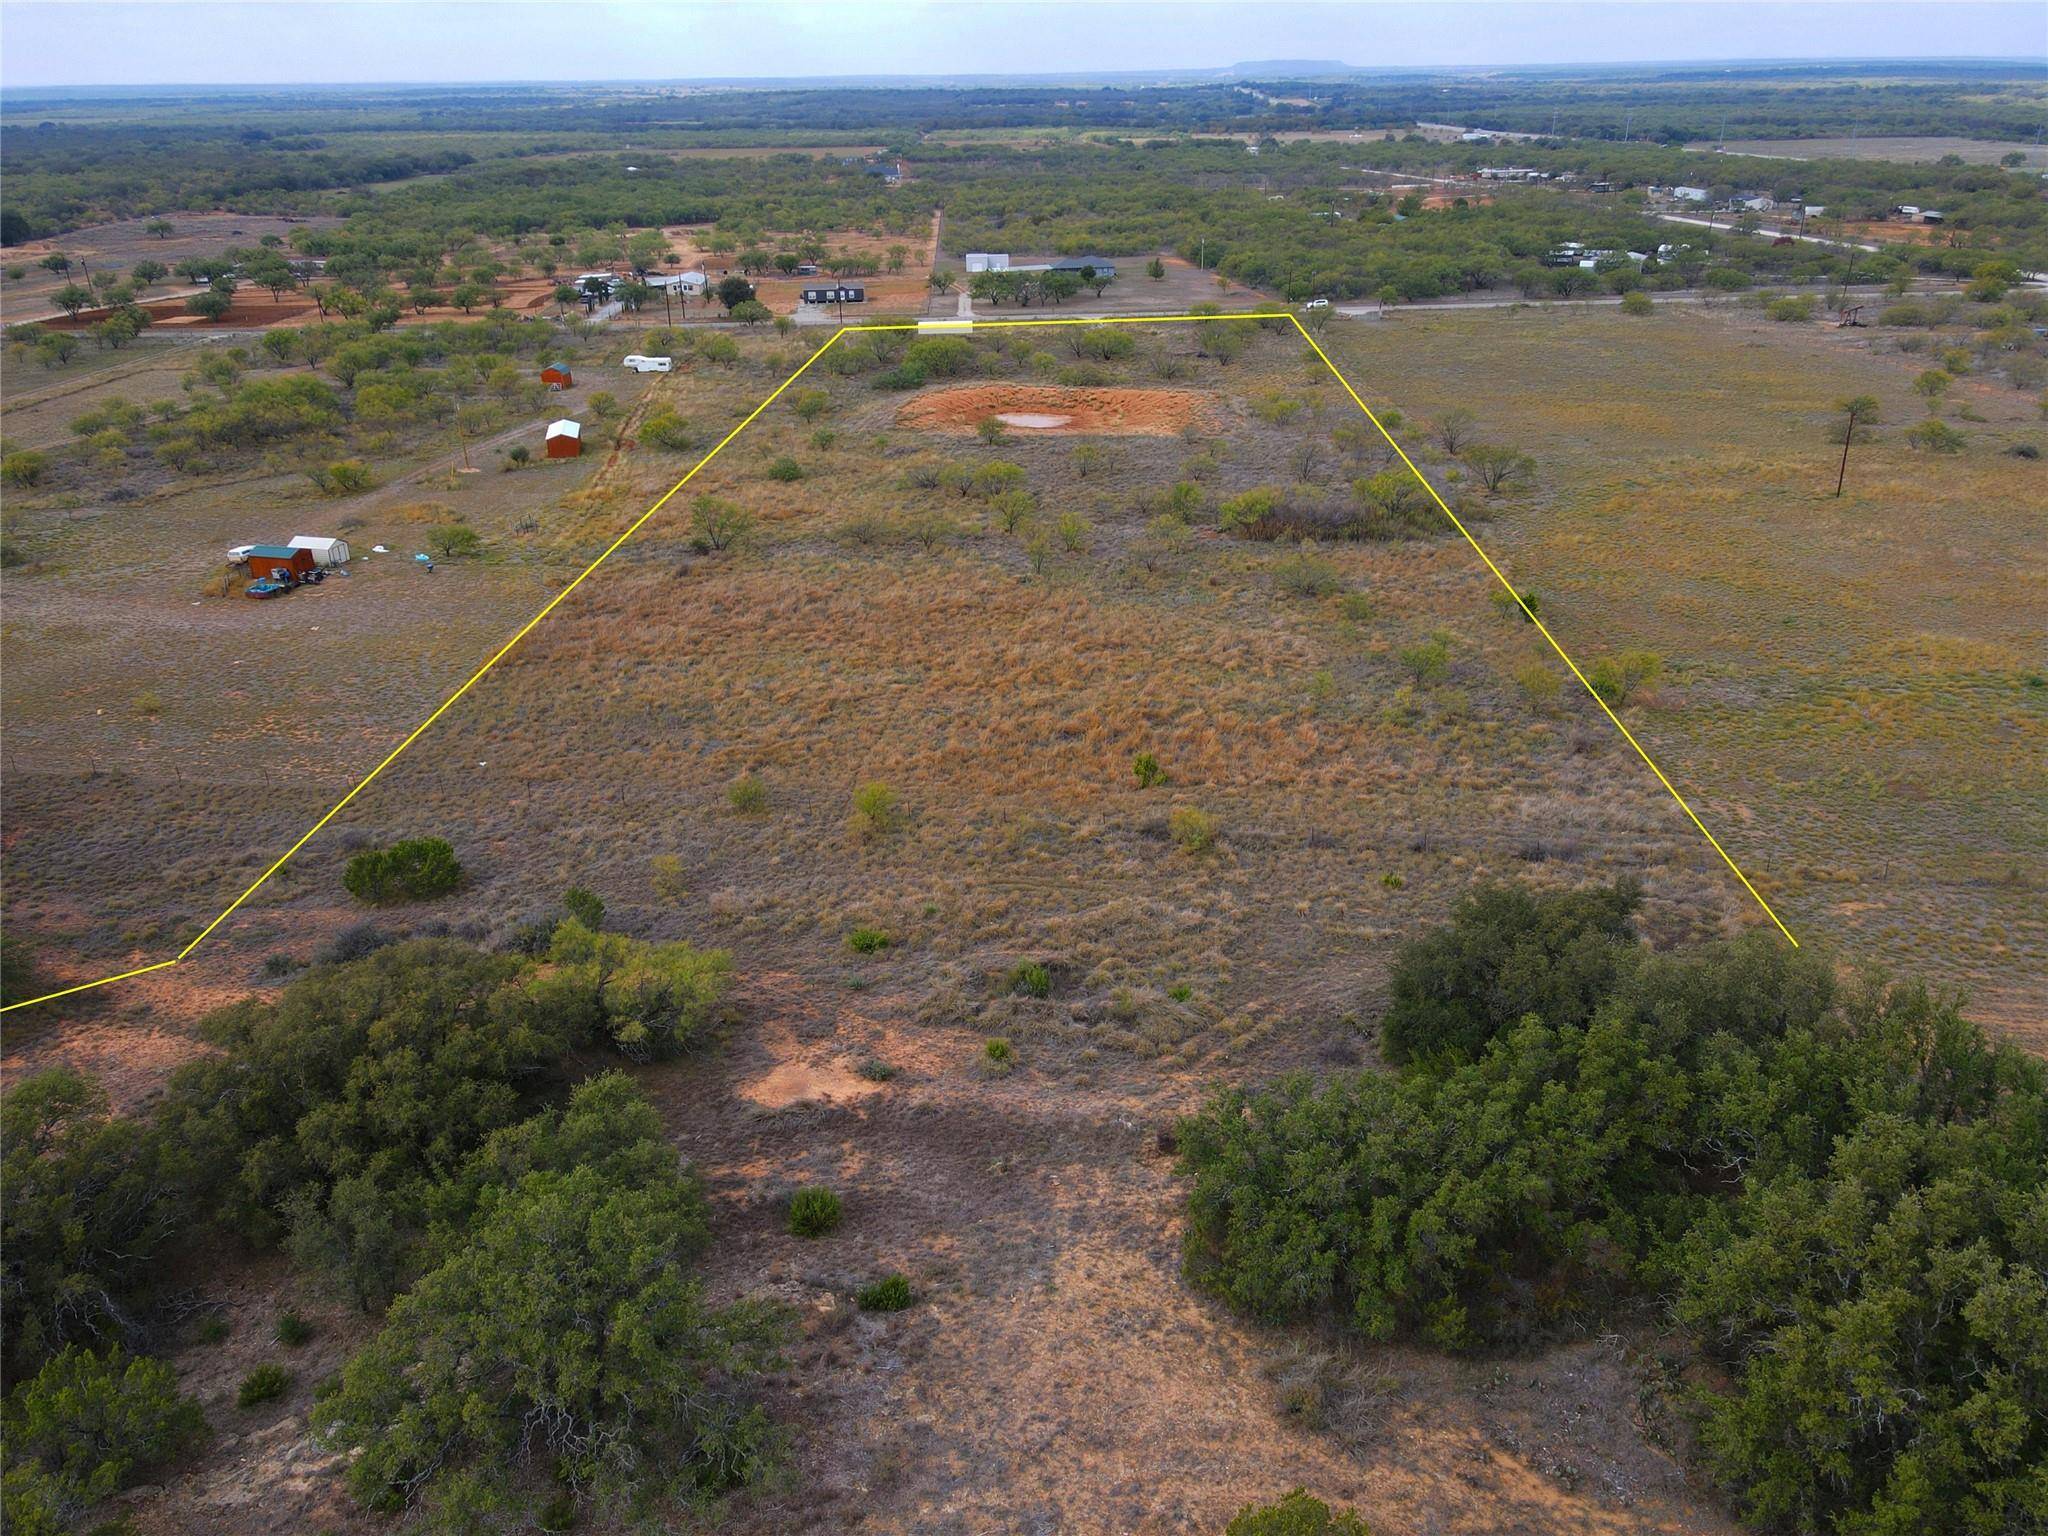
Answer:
[
  {"xmin": 540, "ymin": 361, "xmax": 573, "ymax": 389},
  {"xmin": 243, "ymin": 544, "xmax": 315, "ymax": 581},
  {"xmin": 545, "ymin": 419, "xmax": 583, "ymax": 459}
]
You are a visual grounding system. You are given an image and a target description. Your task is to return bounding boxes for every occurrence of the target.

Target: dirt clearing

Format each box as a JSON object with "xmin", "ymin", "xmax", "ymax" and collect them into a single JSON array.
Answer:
[{"xmin": 897, "ymin": 384, "xmax": 1218, "ymax": 436}]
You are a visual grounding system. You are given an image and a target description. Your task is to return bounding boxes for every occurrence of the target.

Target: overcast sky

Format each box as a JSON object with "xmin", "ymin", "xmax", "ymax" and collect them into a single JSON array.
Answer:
[{"xmin": 2, "ymin": 1, "xmax": 2042, "ymax": 90}]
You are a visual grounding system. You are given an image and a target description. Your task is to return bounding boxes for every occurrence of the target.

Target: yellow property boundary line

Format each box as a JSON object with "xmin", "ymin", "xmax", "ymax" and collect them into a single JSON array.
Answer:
[{"xmin": 1, "ymin": 311, "xmax": 1792, "ymax": 1015}]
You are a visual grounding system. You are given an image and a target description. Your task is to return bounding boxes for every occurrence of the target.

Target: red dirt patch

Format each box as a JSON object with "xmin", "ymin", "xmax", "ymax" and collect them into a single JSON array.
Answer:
[{"xmin": 896, "ymin": 384, "xmax": 1217, "ymax": 437}]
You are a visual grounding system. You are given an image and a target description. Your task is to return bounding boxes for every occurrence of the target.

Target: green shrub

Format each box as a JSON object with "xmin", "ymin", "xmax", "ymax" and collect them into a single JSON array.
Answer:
[
  {"xmin": 1169, "ymin": 806, "xmax": 1218, "ymax": 853},
  {"xmin": 845, "ymin": 926, "xmax": 890, "ymax": 955},
  {"xmin": 1619, "ymin": 291, "xmax": 1653, "ymax": 317},
  {"xmin": 1513, "ymin": 660, "xmax": 1561, "ymax": 709},
  {"xmin": 274, "ymin": 1312, "xmax": 314, "ymax": 1347},
  {"xmin": 2, "ymin": 1348, "xmax": 206, "ymax": 1516},
  {"xmin": 690, "ymin": 494, "xmax": 754, "ymax": 552},
  {"xmin": 969, "ymin": 461, "xmax": 1025, "ymax": 499},
  {"xmin": 766, "ymin": 456, "xmax": 803, "ymax": 482},
  {"xmin": 872, "ymin": 361, "xmax": 929, "ymax": 390},
  {"xmin": 2, "ymin": 450, "xmax": 49, "ymax": 488},
  {"xmin": 308, "ymin": 459, "xmax": 373, "ymax": 495},
  {"xmin": 313, "ymin": 1084, "xmax": 781, "ymax": 1522},
  {"xmin": 1906, "ymin": 419, "xmax": 1967, "ymax": 454},
  {"xmin": 1274, "ymin": 549, "xmax": 1342, "ymax": 597},
  {"xmin": 2, "ymin": 1072, "xmax": 192, "ymax": 1377},
  {"xmin": 650, "ymin": 854, "xmax": 689, "ymax": 902},
  {"xmin": 154, "ymin": 940, "xmax": 549, "ymax": 1309},
  {"xmin": 1004, "ymin": 962, "xmax": 1051, "ymax": 999},
  {"xmin": 342, "ymin": 837, "xmax": 463, "ymax": 905},
  {"xmin": 787, "ymin": 1186, "xmax": 843, "ymax": 1238},
  {"xmin": 1380, "ymin": 881, "xmax": 1641, "ymax": 1065},
  {"xmin": 983, "ymin": 1038, "xmax": 1016, "ymax": 1067},
  {"xmin": 1767, "ymin": 294, "xmax": 1816, "ymax": 322},
  {"xmin": 561, "ymin": 886, "xmax": 605, "ymax": 932},
  {"xmin": 641, "ymin": 409, "xmax": 696, "ymax": 452},
  {"xmin": 856, "ymin": 1058, "xmax": 897, "ymax": 1082},
  {"xmin": 849, "ymin": 781, "xmax": 899, "ymax": 839},
  {"xmin": 1179, "ymin": 893, "xmax": 2046, "ymax": 1532},
  {"xmin": 1226, "ymin": 1490, "xmax": 1372, "ymax": 1536},
  {"xmin": 424, "ymin": 523, "xmax": 481, "ymax": 559},
  {"xmin": 1396, "ymin": 636, "xmax": 1450, "ymax": 686},
  {"xmin": 539, "ymin": 920, "xmax": 733, "ymax": 1063},
  {"xmin": 236, "ymin": 1365, "xmax": 291, "ymax": 1409},
  {"xmin": 726, "ymin": 773, "xmax": 768, "ymax": 814},
  {"xmin": 1587, "ymin": 649, "xmax": 1662, "ymax": 707},
  {"xmin": 856, "ymin": 1273, "xmax": 915, "ymax": 1312},
  {"xmin": 1132, "ymin": 751, "xmax": 1168, "ymax": 789}
]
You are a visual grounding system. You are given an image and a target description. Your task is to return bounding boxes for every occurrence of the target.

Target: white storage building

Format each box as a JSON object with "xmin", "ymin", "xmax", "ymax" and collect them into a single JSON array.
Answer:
[
  {"xmin": 288, "ymin": 534, "xmax": 351, "ymax": 566},
  {"xmin": 964, "ymin": 252, "xmax": 1010, "ymax": 273}
]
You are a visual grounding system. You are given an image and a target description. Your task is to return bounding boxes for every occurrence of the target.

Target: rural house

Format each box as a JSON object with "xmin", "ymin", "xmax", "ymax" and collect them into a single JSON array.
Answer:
[
  {"xmin": 1050, "ymin": 256, "xmax": 1117, "ymax": 278},
  {"xmin": 540, "ymin": 362, "xmax": 573, "ymax": 389},
  {"xmin": 545, "ymin": 419, "xmax": 583, "ymax": 459}
]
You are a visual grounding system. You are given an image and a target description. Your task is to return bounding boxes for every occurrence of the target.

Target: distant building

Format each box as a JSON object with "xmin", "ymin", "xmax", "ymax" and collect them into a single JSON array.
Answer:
[
  {"xmin": 540, "ymin": 362, "xmax": 573, "ymax": 389},
  {"xmin": 964, "ymin": 252, "xmax": 1010, "ymax": 272},
  {"xmin": 1671, "ymin": 186, "xmax": 1711, "ymax": 203},
  {"xmin": 801, "ymin": 285, "xmax": 866, "ymax": 305},
  {"xmin": 1049, "ymin": 256, "xmax": 1117, "ymax": 278},
  {"xmin": 545, "ymin": 419, "xmax": 583, "ymax": 460}
]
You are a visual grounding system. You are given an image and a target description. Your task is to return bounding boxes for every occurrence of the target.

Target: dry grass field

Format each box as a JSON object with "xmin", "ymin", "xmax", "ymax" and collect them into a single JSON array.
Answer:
[
  {"xmin": 1706, "ymin": 136, "xmax": 2048, "ymax": 168},
  {"xmin": 3, "ymin": 303, "xmax": 2040, "ymax": 1534},
  {"xmin": 1324, "ymin": 302, "xmax": 2047, "ymax": 1037}
]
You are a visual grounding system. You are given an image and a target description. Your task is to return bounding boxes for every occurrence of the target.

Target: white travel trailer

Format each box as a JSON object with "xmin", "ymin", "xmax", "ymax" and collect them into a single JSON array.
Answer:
[{"xmin": 622, "ymin": 355, "xmax": 673, "ymax": 373}]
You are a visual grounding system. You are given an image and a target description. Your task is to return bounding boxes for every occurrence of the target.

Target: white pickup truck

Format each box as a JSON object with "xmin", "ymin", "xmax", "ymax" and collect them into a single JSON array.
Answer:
[{"xmin": 621, "ymin": 355, "xmax": 673, "ymax": 373}]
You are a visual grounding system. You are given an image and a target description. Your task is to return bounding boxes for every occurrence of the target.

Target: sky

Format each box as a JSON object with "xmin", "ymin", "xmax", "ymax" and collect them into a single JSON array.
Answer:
[{"xmin": 1, "ymin": 0, "xmax": 2042, "ymax": 89}]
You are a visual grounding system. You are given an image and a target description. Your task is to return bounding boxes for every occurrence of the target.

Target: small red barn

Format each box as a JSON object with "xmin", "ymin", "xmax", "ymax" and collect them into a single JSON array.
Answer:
[
  {"xmin": 540, "ymin": 361, "xmax": 573, "ymax": 389},
  {"xmin": 545, "ymin": 419, "xmax": 583, "ymax": 459},
  {"xmin": 243, "ymin": 544, "xmax": 316, "ymax": 581}
]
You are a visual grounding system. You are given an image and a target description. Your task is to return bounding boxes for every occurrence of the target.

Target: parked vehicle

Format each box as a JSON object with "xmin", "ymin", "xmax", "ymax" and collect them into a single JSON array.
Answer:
[
  {"xmin": 1304, "ymin": 297, "xmax": 1331, "ymax": 310},
  {"xmin": 622, "ymin": 354, "xmax": 673, "ymax": 373}
]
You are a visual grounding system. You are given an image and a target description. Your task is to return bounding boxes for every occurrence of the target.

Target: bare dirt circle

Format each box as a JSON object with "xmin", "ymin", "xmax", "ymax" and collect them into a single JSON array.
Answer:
[{"xmin": 897, "ymin": 384, "xmax": 1216, "ymax": 436}]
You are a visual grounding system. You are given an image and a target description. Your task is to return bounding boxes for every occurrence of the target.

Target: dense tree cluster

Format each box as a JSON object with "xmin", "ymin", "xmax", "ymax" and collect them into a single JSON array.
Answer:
[
  {"xmin": 1179, "ymin": 884, "xmax": 2047, "ymax": 1533},
  {"xmin": 2, "ymin": 916, "xmax": 764, "ymax": 1532}
]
